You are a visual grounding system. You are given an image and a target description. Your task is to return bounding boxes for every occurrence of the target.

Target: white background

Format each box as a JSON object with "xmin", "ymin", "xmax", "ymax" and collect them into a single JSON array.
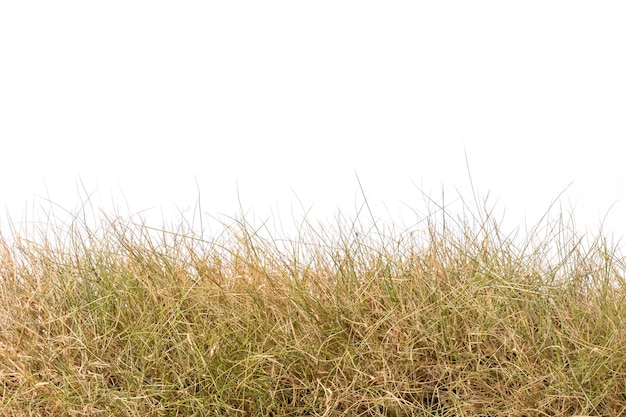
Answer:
[{"xmin": 1, "ymin": 2, "xmax": 625, "ymax": 245}]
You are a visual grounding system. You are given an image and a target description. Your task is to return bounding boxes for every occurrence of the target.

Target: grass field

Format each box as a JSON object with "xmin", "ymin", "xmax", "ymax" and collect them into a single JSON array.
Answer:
[{"xmin": 1, "ymin": 193, "xmax": 625, "ymax": 416}]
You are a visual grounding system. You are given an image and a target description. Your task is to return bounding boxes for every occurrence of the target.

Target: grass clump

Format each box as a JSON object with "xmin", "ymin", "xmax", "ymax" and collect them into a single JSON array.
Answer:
[{"xmin": 1, "ymin": 194, "xmax": 626, "ymax": 416}]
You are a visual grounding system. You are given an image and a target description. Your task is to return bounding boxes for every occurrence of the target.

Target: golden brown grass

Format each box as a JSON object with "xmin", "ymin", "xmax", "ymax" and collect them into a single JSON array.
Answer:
[{"xmin": 1, "ymin": 193, "xmax": 625, "ymax": 416}]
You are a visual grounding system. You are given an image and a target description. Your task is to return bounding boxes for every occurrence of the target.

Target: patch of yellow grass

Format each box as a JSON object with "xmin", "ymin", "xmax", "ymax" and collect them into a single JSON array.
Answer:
[{"xmin": 1, "ymin": 194, "xmax": 625, "ymax": 416}]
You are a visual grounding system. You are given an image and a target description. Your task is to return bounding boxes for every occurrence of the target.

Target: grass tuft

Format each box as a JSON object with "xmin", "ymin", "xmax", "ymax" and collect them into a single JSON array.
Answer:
[{"xmin": 1, "ymin": 193, "xmax": 626, "ymax": 416}]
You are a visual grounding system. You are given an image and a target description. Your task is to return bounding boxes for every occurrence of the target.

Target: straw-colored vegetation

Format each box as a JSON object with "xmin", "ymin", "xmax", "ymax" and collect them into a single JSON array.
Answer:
[{"xmin": 1, "ymin": 193, "xmax": 625, "ymax": 416}]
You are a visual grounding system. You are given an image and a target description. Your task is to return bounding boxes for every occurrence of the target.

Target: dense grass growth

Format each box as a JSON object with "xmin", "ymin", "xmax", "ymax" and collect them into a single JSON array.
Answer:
[{"xmin": 1, "ymin": 195, "xmax": 626, "ymax": 416}]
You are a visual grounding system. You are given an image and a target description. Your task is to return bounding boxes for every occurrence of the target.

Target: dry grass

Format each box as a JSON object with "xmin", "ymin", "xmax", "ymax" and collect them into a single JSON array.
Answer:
[{"xmin": 1, "ymin": 193, "xmax": 626, "ymax": 416}]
